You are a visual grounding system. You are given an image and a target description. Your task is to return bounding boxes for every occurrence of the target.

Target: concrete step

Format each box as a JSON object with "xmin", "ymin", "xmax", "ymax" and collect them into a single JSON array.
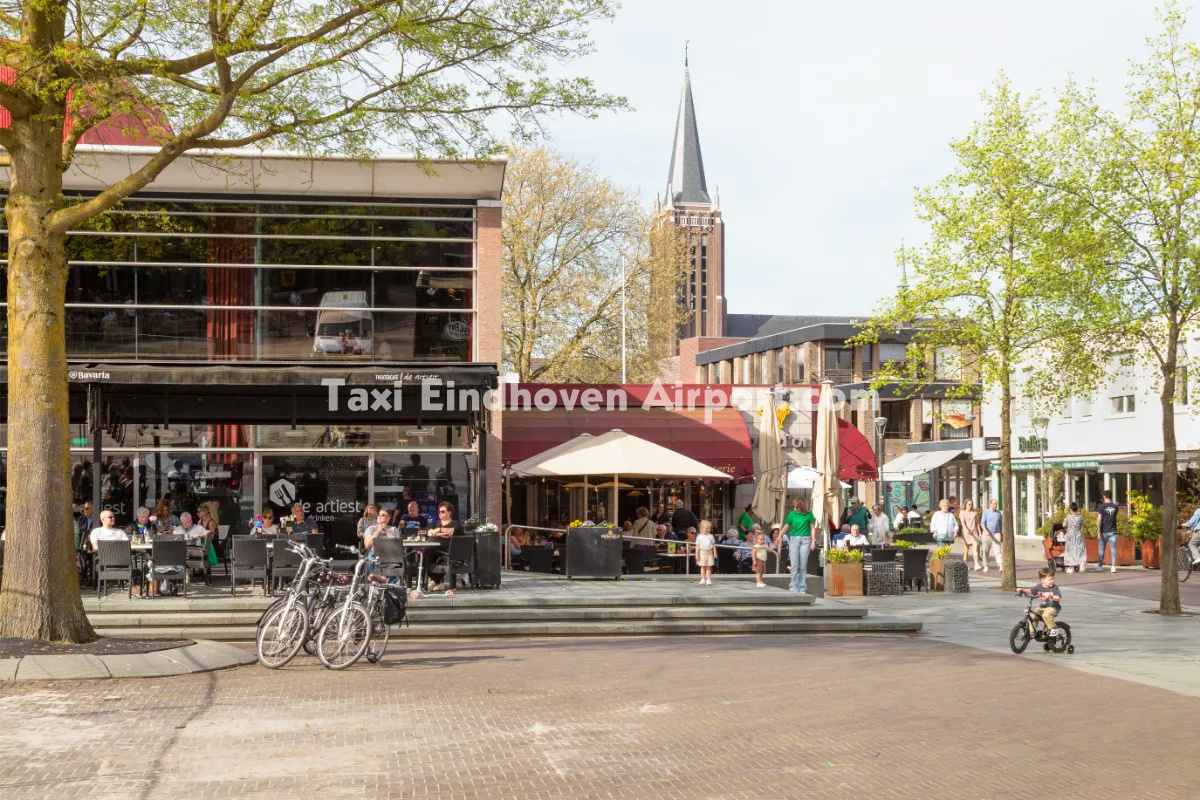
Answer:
[
  {"xmin": 88, "ymin": 603, "xmax": 867, "ymax": 629},
  {"xmin": 95, "ymin": 616, "xmax": 921, "ymax": 641},
  {"xmin": 85, "ymin": 589, "xmax": 817, "ymax": 614}
]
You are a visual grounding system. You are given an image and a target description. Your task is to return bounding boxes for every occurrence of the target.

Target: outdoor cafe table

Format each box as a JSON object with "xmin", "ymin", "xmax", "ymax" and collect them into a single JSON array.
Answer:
[
  {"xmin": 402, "ymin": 539, "xmax": 444, "ymax": 596},
  {"xmin": 657, "ymin": 549, "xmax": 691, "ymax": 574}
]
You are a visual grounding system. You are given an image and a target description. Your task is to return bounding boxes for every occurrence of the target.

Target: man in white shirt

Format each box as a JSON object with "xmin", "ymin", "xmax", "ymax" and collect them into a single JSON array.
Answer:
[
  {"xmin": 90, "ymin": 509, "xmax": 127, "ymax": 551},
  {"xmin": 173, "ymin": 511, "xmax": 208, "ymax": 543},
  {"xmin": 843, "ymin": 525, "xmax": 869, "ymax": 548},
  {"xmin": 930, "ymin": 499, "xmax": 959, "ymax": 546}
]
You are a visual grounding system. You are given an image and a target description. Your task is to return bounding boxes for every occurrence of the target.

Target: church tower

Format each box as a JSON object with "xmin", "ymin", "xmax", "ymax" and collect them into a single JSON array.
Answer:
[{"xmin": 652, "ymin": 57, "xmax": 727, "ymax": 356}]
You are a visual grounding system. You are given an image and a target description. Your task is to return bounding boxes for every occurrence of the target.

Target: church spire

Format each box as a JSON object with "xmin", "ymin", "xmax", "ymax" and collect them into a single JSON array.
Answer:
[{"xmin": 665, "ymin": 52, "xmax": 710, "ymax": 208}]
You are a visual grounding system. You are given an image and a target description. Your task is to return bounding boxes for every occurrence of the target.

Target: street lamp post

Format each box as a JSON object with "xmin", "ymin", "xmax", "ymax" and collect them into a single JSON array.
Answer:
[
  {"xmin": 873, "ymin": 416, "xmax": 888, "ymax": 510},
  {"xmin": 619, "ymin": 254, "xmax": 627, "ymax": 384},
  {"xmin": 1032, "ymin": 416, "xmax": 1050, "ymax": 525}
]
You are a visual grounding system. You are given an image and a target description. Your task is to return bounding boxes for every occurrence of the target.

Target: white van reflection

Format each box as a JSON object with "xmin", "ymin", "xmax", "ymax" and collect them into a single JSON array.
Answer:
[{"xmin": 312, "ymin": 291, "xmax": 373, "ymax": 356}]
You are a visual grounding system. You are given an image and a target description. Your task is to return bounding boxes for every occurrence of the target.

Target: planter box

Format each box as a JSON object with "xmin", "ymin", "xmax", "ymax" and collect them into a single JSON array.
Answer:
[
  {"xmin": 943, "ymin": 560, "xmax": 970, "ymax": 592},
  {"xmin": 929, "ymin": 558, "xmax": 945, "ymax": 591},
  {"xmin": 1085, "ymin": 537, "xmax": 1099, "ymax": 562},
  {"xmin": 1140, "ymin": 538, "xmax": 1162, "ymax": 569},
  {"xmin": 866, "ymin": 562, "xmax": 903, "ymax": 596},
  {"xmin": 825, "ymin": 562, "xmax": 863, "ymax": 597},
  {"xmin": 564, "ymin": 527, "xmax": 623, "ymax": 579},
  {"xmin": 1101, "ymin": 534, "xmax": 1136, "ymax": 566}
]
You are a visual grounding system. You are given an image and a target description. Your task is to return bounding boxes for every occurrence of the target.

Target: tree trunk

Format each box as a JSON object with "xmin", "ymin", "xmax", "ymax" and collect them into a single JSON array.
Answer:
[
  {"xmin": 1159, "ymin": 344, "xmax": 1181, "ymax": 615},
  {"xmin": 999, "ymin": 373, "xmax": 1016, "ymax": 590},
  {"xmin": 0, "ymin": 122, "xmax": 97, "ymax": 642}
]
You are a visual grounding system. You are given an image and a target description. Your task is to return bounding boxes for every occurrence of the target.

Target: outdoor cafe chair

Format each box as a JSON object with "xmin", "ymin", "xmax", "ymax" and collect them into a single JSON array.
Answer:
[
  {"xmin": 185, "ymin": 533, "xmax": 213, "ymax": 587},
  {"xmin": 270, "ymin": 541, "xmax": 303, "ymax": 593},
  {"xmin": 430, "ymin": 536, "xmax": 475, "ymax": 590},
  {"xmin": 303, "ymin": 533, "xmax": 325, "ymax": 557},
  {"xmin": 230, "ymin": 536, "xmax": 269, "ymax": 596},
  {"xmin": 96, "ymin": 539, "xmax": 135, "ymax": 599},
  {"xmin": 869, "ymin": 547, "xmax": 898, "ymax": 564},
  {"xmin": 217, "ymin": 524, "xmax": 231, "ymax": 575},
  {"xmin": 372, "ymin": 538, "xmax": 407, "ymax": 583},
  {"xmin": 901, "ymin": 548, "xmax": 930, "ymax": 592},
  {"xmin": 622, "ymin": 547, "xmax": 646, "ymax": 575},
  {"xmin": 149, "ymin": 539, "xmax": 188, "ymax": 598}
]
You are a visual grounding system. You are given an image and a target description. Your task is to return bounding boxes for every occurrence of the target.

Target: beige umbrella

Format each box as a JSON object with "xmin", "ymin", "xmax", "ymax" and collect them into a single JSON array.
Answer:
[
  {"xmin": 752, "ymin": 390, "xmax": 785, "ymax": 525},
  {"xmin": 811, "ymin": 380, "xmax": 842, "ymax": 552}
]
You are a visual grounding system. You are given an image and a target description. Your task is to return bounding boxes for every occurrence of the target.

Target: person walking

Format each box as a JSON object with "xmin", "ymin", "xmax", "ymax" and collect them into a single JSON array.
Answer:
[
  {"xmin": 979, "ymin": 499, "xmax": 1003, "ymax": 572},
  {"xmin": 959, "ymin": 499, "xmax": 981, "ymax": 570},
  {"xmin": 868, "ymin": 504, "xmax": 891, "ymax": 546},
  {"xmin": 1063, "ymin": 503, "xmax": 1086, "ymax": 573},
  {"xmin": 1096, "ymin": 492, "xmax": 1120, "ymax": 573},
  {"xmin": 780, "ymin": 497, "xmax": 815, "ymax": 594},
  {"xmin": 929, "ymin": 498, "xmax": 959, "ymax": 547}
]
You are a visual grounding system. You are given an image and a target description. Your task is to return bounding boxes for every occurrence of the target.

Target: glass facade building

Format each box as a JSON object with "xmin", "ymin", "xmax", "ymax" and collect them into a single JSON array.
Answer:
[{"xmin": 0, "ymin": 173, "xmax": 499, "ymax": 546}]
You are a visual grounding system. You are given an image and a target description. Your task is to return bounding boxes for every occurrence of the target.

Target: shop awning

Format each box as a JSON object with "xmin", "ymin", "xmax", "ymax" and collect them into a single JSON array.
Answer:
[
  {"xmin": 836, "ymin": 417, "xmax": 878, "ymax": 481},
  {"xmin": 1096, "ymin": 452, "xmax": 1196, "ymax": 474},
  {"xmin": 881, "ymin": 447, "xmax": 969, "ymax": 481},
  {"xmin": 511, "ymin": 429, "xmax": 730, "ymax": 480},
  {"xmin": 504, "ymin": 407, "xmax": 754, "ymax": 480}
]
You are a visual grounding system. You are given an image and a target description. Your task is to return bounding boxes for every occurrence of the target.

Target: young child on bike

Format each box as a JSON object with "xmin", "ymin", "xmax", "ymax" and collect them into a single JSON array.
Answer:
[{"xmin": 1017, "ymin": 567, "xmax": 1063, "ymax": 637}]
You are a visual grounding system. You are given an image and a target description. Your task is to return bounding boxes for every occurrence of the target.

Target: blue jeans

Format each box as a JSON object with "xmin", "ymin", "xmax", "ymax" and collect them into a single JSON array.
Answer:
[
  {"xmin": 788, "ymin": 536, "xmax": 811, "ymax": 593},
  {"xmin": 1099, "ymin": 533, "xmax": 1117, "ymax": 567}
]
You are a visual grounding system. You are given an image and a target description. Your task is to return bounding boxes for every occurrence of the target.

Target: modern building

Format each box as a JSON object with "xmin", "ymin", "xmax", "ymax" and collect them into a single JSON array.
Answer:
[
  {"xmin": 650, "ymin": 61, "xmax": 727, "ymax": 357},
  {"xmin": 976, "ymin": 349, "xmax": 1200, "ymax": 537},
  {"xmin": 0, "ymin": 146, "xmax": 506, "ymax": 544},
  {"xmin": 679, "ymin": 318, "xmax": 981, "ymax": 510}
]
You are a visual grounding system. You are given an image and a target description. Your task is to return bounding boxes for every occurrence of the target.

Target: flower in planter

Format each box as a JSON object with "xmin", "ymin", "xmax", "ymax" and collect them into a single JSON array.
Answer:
[{"xmin": 933, "ymin": 545, "xmax": 953, "ymax": 560}]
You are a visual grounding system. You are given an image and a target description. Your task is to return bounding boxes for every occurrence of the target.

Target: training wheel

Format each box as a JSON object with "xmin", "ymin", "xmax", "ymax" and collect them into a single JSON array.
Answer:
[
  {"xmin": 1043, "ymin": 643, "xmax": 1051, "ymax": 652},
  {"xmin": 1067, "ymin": 645, "xmax": 1075, "ymax": 654},
  {"xmin": 445, "ymin": 590, "xmax": 454, "ymax": 598},
  {"xmin": 409, "ymin": 589, "xmax": 420, "ymax": 600}
]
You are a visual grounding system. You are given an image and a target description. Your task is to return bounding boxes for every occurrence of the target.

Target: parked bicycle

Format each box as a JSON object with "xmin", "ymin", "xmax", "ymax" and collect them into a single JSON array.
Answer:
[
  {"xmin": 1177, "ymin": 542, "xmax": 1198, "ymax": 583},
  {"xmin": 1009, "ymin": 592, "xmax": 1074, "ymax": 655},
  {"xmin": 316, "ymin": 544, "xmax": 405, "ymax": 670},
  {"xmin": 256, "ymin": 541, "xmax": 343, "ymax": 668}
]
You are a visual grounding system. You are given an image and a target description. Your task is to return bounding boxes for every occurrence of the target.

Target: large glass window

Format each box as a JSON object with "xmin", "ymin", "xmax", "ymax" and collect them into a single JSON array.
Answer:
[{"xmin": 824, "ymin": 346, "xmax": 854, "ymax": 383}]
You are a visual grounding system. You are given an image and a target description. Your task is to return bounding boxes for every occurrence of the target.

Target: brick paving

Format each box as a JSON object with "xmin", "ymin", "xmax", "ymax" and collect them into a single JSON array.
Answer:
[{"xmin": 2, "ymin": 635, "xmax": 1199, "ymax": 799}]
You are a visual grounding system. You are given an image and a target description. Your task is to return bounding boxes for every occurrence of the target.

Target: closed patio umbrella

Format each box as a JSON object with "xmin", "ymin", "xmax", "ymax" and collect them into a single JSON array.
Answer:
[
  {"xmin": 811, "ymin": 380, "xmax": 842, "ymax": 553},
  {"xmin": 751, "ymin": 390, "xmax": 785, "ymax": 525}
]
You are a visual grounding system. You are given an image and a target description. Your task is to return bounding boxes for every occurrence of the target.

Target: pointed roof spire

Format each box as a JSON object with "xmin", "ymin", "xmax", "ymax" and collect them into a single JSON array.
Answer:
[{"xmin": 665, "ymin": 50, "xmax": 710, "ymax": 207}]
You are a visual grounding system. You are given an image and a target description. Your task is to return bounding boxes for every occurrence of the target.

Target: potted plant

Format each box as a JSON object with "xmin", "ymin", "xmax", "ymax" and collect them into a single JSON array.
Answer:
[
  {"xmin": 1130, "ymin": 491, "xmax": 1163, "ymax": 569},
  {"xmin": 891, "ymin": 539, "xmax": 915, "ymax": 549},
  {"xmin": 823, "ymin": 549, "xmax": 864, "ymax": 597},
  {"xmin": 929, "ymin": 544, "xmax": 953, "ymax": 590}
]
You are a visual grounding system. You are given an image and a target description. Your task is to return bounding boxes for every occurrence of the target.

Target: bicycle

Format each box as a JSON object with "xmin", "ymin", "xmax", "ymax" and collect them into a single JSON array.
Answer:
[
  {"xmin": 316, "ymin": 544, "xmax": 379, "ymax": 670},
  {"xmin": 256, "ymin": 541, "xmax": 334, "ymax": 668},
  {"xmin": 1177, "ymin": 534, "xmax": 1198, "ymax": 583},
  {"xmin": 1009, "ymin": 592, "xmax": 1074, "ymax": 655}
]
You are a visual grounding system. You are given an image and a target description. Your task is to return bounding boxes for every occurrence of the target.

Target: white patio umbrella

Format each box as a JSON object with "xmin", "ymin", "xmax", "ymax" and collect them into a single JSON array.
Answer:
[
  {"xmin": 511, "ymin": 429, "xmax": 730, "ymax": 524},
  {"xmin": 751, "ymin": 390, "xmax": 785, "ymax": 525},
  {"xmin": 810, "ymin": 380, "xmax": 843, "ymax": 552},
  {"xmin": 787, "ymin": 466, "xmax": 851, "ymax": 491}
]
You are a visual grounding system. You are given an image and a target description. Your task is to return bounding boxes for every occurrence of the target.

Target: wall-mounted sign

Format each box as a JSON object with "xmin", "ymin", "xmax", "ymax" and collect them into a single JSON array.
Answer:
[
  {"xmin": 1017, "ymin": 435, "xmax": 1048, "ymax": 453},
  {"xmin": 984, "ymin": 437, "xmax": 1001, "ymax": 451}
]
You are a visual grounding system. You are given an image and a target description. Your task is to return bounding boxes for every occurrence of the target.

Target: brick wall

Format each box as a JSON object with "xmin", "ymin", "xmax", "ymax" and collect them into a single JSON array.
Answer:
[
  {"xmin": 678, "ymin": 336, "xmax": 747, "ymax": 383},
  {"xmin": 477, "ymin": 204, "xmax": 503, "ymax": 524}
]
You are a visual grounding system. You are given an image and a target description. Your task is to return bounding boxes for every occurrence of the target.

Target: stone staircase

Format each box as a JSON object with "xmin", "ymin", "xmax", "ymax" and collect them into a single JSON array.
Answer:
[{"xmin": 83, "ymin": 575, "xmax": 921, "ymax": 641}]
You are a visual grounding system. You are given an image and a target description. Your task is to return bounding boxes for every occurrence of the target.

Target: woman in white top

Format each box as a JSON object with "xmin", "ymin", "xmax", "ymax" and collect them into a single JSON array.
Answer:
[
  {"xmin": 893, "ymin": 505, "xmax": 909, "ymax": 532},
  {"xmin": 630, "ymin": 506, "xmax": 655, "ymax": 548},
  {"xmin": 694, "ymin": 519, "xmax": 716, "ymax": 586}
]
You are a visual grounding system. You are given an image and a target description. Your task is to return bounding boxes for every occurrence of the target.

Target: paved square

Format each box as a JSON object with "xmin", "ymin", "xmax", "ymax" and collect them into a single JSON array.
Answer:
[{"xmin": 2, "ymin": 631, "xmax": 1199, "ymax": 799}]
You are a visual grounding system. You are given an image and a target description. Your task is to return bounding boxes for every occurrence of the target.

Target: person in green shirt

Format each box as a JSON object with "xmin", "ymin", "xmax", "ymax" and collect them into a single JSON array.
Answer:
[
  {"xmin": 846, "ymin": 498, "xmax": 870, "ymax": 532},
  {"xmin": 737, "ymin": 505, "xmax": 756, "ymax": 540},
  {"xmin": 781, "ymin": 497, "xmax": 815, "ymax": 594}
]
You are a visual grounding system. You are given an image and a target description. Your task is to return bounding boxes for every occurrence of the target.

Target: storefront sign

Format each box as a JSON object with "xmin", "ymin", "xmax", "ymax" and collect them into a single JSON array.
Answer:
[
  {"xmin": 984, "ymin": 437, "xmax": 1001, "ymax": 451},
  {"xmin": 990, "ymin": 459, "xmax": 1099, "ymax": 471},
  {"xmin": 1017, "ymin": 435, "xmax": 1048, "ymax": 453}
]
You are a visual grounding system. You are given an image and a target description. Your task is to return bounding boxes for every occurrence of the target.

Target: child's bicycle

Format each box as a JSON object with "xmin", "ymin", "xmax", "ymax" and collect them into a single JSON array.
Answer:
[{"xmin": 1009, "ymin": 592, "xmax": 1074, "ymax": 655}]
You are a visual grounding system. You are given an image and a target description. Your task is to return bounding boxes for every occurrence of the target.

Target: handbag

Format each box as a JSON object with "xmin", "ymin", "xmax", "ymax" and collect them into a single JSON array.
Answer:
[{"xmin": 382, "ymin": 586, "xmax": 408, "ymax": 625}]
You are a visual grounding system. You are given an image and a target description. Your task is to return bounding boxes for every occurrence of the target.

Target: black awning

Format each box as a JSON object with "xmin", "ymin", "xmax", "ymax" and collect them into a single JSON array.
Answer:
[{"xmin": 1, "ymin": 362, "xmax": 499, "ymax": 425}]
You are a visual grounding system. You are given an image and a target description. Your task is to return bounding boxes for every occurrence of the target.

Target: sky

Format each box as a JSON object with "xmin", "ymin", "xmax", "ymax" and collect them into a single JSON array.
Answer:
[{"xmin": 541, "ymin": 0, "xmax": 1168, "ymax": 316}]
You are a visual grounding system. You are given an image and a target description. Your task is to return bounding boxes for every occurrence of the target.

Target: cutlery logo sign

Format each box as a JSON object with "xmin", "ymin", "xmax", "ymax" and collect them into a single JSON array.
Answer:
[{"xmin": 269, "ymin": 478, "xmax": 297, "ymax": 508}]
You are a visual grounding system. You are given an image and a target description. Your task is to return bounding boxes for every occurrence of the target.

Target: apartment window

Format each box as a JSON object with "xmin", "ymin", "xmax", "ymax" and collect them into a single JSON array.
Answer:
[
  {"xmin": 880, "ymin": 400, "xmax": 911, "ymax": 438},
  {"xmin": 1078, "ymin": 397, "xmax": 1093, "ymax": 417},
  {"xmin": 860, "ymin": 344, "xmax": 873, "ymax": 380},
  {"xmin": 934, "ymin": 347, "xmax": 960, "ymax": 381},
  {"xmin": 776, "ymin": 351, "xmax": 785, "ymax": 384},
  {"xmin": 824, "ymin": 346, "xmax": 854, "ymax": 383},
  {"xmin": 1110, "ymin": 395, "xmax": 1136, "ymax": 415},
  {"xmin": 1179, "ymin": 365, "xmax": 1190, "ymax": 406},
  {"xmin": 1061, "ymin": 398, "xmax": 1073, "ymax": 419}
]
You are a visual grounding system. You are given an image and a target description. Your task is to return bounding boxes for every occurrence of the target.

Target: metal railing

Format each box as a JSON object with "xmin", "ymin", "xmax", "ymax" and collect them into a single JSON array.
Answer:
[{"xmin": 501, "ymin": 526, "xmax": 788, "ymax": 575}]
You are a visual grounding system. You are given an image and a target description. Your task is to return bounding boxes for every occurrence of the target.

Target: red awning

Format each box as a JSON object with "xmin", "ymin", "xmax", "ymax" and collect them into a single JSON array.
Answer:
[
  {"xmin": 503, "ymin": 407, "xmax": 754, "ymax": 480},
  {"xmin": 837, "ymin": 418, "xmax": 879, "ymax": 481}
]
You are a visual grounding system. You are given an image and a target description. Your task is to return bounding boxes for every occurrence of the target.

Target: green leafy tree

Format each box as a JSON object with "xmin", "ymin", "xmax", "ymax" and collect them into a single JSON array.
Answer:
[
  {"xmin": 502, "ymin": 145, "xmax": 689, "ymax": 382},
  {"xmin": 1051, "ymin": 2, "xmax": 1200, "ymax": 614},
  {"xmin": 853, "ymin": 75, "xmax": 1089, "ymax": 591},
  {"xmin": 0, "ymin": 0, "xmax": 624, "ymax": 642}
]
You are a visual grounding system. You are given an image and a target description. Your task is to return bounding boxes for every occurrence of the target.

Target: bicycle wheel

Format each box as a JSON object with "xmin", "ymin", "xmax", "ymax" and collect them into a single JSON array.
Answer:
[
  {"xmin": 366, "ymin": 608, "xmax": 390, "ymax": 664},
  {"xmin": 1050, "ymin": 623, "xmax": 1072, "ymax": 654},
  {"xmin": 256, "ymin": 597, "xmax": 287, "ymax": 630},
  {"xmin": 1179, "ymin": 548, "xmax": 1193, "ymax": 583},
  {"xmin": 316, "ymin": 603, "xmax": 371, "ymax": 670},
  {"xmin": 257, "ymin": 602, "xmax": 309, "ymax": 669},
  {"xmin": 1009, "ymin": 621, "xmax": 1030, "ymax": 654}
]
